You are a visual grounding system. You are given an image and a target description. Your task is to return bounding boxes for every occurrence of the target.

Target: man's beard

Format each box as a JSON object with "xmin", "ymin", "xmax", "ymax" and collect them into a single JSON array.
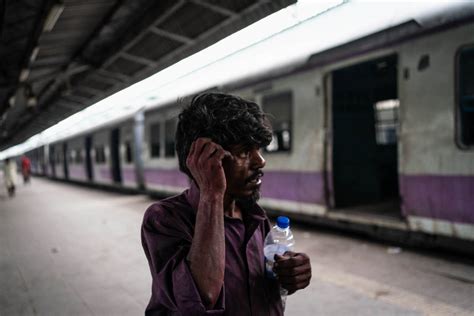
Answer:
[{"xmin": 237, "ymin": 188, "xmax": 260, "ymax": 210}]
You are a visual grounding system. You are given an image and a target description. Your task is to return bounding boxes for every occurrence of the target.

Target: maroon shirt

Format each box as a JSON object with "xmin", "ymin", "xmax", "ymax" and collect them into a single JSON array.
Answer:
[{"xmin": 141, "ymin": 182, "xmax": 283, "ymax": 315}]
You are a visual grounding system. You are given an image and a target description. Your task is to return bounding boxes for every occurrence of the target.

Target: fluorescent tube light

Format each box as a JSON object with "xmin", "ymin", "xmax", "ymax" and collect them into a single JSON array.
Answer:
[{"xmin": 43, "ymin": 3, "xmax": 64, "ymax": 32}]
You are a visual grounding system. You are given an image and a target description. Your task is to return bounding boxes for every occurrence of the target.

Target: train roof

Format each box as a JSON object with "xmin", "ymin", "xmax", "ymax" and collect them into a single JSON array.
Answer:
[
  {"xmin": 223, "ymin": 1, "xmax": 474, "ymax": 90},
  {"xmin": 139, "ymin": 1, "xmax": 474, "ymax": 108}
]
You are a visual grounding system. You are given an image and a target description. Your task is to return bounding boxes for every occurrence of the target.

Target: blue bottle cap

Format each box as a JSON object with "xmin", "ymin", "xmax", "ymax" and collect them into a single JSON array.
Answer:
[{"xmin": 277, "ymin": 216, "xmax": 290, "ymax": 229}]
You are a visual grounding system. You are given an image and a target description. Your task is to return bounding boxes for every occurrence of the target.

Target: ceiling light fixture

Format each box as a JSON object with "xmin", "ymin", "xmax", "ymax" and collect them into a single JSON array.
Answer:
[
  {"xmin": 43, "ymin": 3, "xmax": 64, "ymax": 32},
  {"xmin": 30, "ymin": 47, "xmax": 40, "ymax": 62},
  {"xmin": 8, "ymin": 96, "xmax": 16, "ymax": 108},
  {"xmin": 19, "ymin": 69, "xmax": 30, "ymax": 82},
  {"xmin": 27, "ymin": 96, "xmax": 38, "ymax": 108}
]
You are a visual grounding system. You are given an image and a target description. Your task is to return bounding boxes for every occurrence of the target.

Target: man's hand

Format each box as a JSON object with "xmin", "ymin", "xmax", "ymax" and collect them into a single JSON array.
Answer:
[
  {"xmin": 186, "ymin": 137, "xmax": 232, "ymax": 197},
  {"xmin": 273, "ymin": 251, "xmax": 311, "ymax": 294}
]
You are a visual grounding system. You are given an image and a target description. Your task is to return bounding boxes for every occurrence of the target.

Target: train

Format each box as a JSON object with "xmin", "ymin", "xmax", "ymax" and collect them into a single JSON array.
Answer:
[{"xmin": 19, "ymin": 3, "xmax": 474, "ymax": 250}]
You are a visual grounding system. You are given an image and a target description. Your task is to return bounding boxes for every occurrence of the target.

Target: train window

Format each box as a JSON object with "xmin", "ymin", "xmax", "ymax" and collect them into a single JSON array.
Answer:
[
  {"xmin": 56, "ymin": 150, "xmax": 62, "ymax": 164},
  {"xmin": 49, "ymin": 148, "xmax": 55, "ymax": 164},
  {"xmin": 374, "ymin": 99, "xmax": 399, "ymax": 145},
  {"xmin": 457, "ymin": 46, "xmax": 474, "ymax": 148},
  {"xmin": 125, "ymin": 141, "xmax": 133, "ymax": 163},
  {"xmin": 75, "ymin": 149, "xmax": 83, "ymax": 163},
  {"xmin": 262, "ymin": 91, "xmax": 292, "ymax": 152},
  {"xmin": 150, "ymin": 122, "xmax": 161, "ymax": 158},
  {"xmin": 95, "ymin": 146, "xmax": 106, "ymax": 164},
  {"xmin": 165, "ymin": 118, "xmax": 177, "ymax": 157}
]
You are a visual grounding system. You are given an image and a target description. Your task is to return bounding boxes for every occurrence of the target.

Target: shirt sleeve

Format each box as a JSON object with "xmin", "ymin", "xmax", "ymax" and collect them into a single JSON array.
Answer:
[{"xmin": 141, "ymin": 204, "xmax": 225, "ymax": 316}]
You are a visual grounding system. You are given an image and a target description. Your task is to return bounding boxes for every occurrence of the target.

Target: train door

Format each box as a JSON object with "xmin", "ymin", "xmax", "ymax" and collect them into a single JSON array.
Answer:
[
  {"xmin": 133, "ymin": 110, "xmax": 145, "ymax": 190},
  {"xmin": 85, "ymin": 136, "xmax": 94, "ymax": 181},
  {"xmin": 110, "ymin": 128, "xmax": 122, "ymax": 184},
  {"xmin": 63, "ymin": 143, "xmax": 69, "ymax": 179},
  {"xmin": 40, "ymin": 146, "xmax": 46, "ymax": 175},
  {"xmin": 331, "ymin": 54, "xmax": 400, "ymax": 212},
  {"xmin": 49, "ymin": 145, "xmax": 56, "ymax": 178}
]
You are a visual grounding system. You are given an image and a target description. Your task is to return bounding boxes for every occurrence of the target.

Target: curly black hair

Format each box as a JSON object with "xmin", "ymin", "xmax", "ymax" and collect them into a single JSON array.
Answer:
[{"xmin": 175, "ymin": 93, "xmax": 273, "ymax": 179}]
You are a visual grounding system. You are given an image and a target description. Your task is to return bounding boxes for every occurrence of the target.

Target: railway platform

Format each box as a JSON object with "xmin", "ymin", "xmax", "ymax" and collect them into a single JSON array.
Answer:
[{"xmin": 1, "ymin": 177, "xmax": 473, "ymax": 315}]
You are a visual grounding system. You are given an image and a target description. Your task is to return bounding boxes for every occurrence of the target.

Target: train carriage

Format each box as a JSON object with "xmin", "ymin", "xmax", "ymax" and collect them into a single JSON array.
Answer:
[
  {"xmin": 23, "ymin": 4, "xmax": 474, "ymax": 249},
  {"xmin": 224, "ymin": 13, "xmax": 474, "ymax": 241},
  {"xmin": 54, "ymin": 115, "xmax": 143, "ymax": 190}
]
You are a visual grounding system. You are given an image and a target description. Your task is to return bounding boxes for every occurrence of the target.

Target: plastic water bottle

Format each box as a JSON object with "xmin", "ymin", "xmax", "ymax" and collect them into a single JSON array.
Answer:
[{"xmin": 264, "ymin": 216, "xmax": 295, "ymax": 310}]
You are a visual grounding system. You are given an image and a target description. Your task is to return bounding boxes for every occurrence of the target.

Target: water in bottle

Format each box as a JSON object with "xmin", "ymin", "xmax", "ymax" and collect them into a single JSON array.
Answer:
[{"xmin": 263, "ymin": 216, "xmax": 295, "ymax": 310}]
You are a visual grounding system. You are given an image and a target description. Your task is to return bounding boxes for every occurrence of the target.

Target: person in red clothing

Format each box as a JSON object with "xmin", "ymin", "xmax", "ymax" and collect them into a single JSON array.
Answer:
[
  {"xmin": 141, "ymin": 93, "xmax": 311, "ymax": 315},
  {"xmin": 21, "ymin": 155, "xmax": 31, "ymax": 184}
]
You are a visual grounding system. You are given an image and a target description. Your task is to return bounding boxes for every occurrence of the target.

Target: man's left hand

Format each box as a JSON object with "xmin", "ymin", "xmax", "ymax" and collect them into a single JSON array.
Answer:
[{"xmin": 273, "ymin": 251, "xmax": 311, "ymax": 294}]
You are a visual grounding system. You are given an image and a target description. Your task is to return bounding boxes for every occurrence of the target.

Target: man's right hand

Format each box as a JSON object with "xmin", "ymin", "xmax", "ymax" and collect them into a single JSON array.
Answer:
[{"xmin": 186, "ymin": 137, "xmax": 231, "ymax": 197}]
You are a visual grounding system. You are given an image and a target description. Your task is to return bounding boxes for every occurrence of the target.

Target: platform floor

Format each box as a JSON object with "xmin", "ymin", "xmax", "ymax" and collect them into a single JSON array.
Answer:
[{"xmin": 1, "ymin": 177, "xmax": 473, "ymax": 316}]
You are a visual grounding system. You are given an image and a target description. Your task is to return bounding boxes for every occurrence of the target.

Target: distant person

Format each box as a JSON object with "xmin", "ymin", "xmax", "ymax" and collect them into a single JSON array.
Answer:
[
  {"xmin": 141, "ymin": 93, "xmax": 311, "ymax": 315},
  {"xmin": 3, "ymin": 158, "xmax": 17, "ymax": 197},
  {"xmin": 21, "ymin": 155, "xmax": 31, "ymax": 184}
]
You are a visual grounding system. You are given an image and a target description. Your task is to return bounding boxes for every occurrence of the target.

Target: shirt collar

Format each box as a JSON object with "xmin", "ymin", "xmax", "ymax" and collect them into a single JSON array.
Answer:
[{"xmin": 184, "ymin": 180, "xmax": 266, "ymax": 222}]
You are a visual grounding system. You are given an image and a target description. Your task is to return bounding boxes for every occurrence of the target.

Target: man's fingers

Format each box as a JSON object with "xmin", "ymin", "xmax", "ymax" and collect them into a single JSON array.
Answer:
[
  {"xmin": 200, "ymin": 142, "xmax": 230, "ymax": 164},
  {"xmin": 200, "ymin": 141, "xmax": 218, "ymax": 161},
  {"xmin": 274, "ymin": 253, "xmax": 309, "ymax": 269},
  {"xmin": 278, "ymin": 269, "xmax": 311, "ymax": 284},
  {"xmin": 187, "ymin": 138, "xmax": 213, "ymax": 165},
  {"xmin": 194, "ymin": 138, "xmax": 213, "ymax": 158},
  {"xmin": 272, "ymin": 252, "xmax": 312, "ymax": 294},
  {"xmin": 214, "ymin": 148, "xmax": 232, "ymax": 162},
  {"xmin": 280, "ymin": 276, "xmax": 311, "ymax": 293},
  {"xmin": 274, "ymin": 262, "xmax": 311, "ymax": 277}
]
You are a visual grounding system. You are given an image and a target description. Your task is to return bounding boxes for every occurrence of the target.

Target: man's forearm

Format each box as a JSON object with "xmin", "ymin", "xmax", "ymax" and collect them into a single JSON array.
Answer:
[{"xmin": 188, "ymin": 195, "xmax": 225, "ymax": 309}]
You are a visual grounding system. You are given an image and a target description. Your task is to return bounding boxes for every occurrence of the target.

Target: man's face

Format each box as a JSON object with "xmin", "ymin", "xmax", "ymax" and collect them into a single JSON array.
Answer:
[{"xmin": 222, "ymin": 143, "xmax": 266, "ymax": 202}]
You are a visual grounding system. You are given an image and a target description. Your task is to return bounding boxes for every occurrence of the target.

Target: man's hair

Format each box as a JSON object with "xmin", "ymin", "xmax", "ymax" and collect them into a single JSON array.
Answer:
[{"xmin": 175, "ymin": 93, "xmax": 273, "ymax": 178}]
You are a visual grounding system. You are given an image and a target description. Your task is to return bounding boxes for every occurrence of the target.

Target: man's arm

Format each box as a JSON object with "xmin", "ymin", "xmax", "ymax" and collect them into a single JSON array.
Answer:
[{"xmin": 186, "ymin": 138, "xmax": 231, "ymax": 308}]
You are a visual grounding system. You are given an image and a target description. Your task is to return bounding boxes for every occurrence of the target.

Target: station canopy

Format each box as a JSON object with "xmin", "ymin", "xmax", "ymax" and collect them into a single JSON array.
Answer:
[{"xmin": 0, "ymin": 0, "xmax": 295, "ymax": 150}]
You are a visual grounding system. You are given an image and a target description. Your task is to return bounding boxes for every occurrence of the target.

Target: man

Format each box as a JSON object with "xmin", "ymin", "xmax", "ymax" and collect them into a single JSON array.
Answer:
[
  {"xmin": 141, "ymin": 93, "xmax": 311, "ymax": 315},
  {"xmin": 21, "ymin": 155, "xmax": 31, "ymax": 184},
  {"xmin": 3, "ymin": 158, "xmax": 17, "ymax": 197}
]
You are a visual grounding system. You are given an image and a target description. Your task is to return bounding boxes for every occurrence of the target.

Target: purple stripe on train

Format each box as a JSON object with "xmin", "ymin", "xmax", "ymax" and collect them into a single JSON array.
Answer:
[
  {"xmin": 69, "ymin": 166, "xmax": 86, "ymax": 179},
  {"xmin": 140, "ymin": 167, "xmax": 473, "ymax": 224},
  {"xmin": 144, "ymin": 168, "xmax": 189, "ymax": 188},
  {"xmin": 54, "ymin": 167, "xmax": 64, "ymax": 179},
  {"xmin": 98, "ymin": 168, "xmax": 112, "ymax": 181},
  {"xmin": 143, "ymin": 168, "xmax": 324, "ymax": 204},
  {"xmin": 122, "ymin": 168, "xmax": 136, "ymax": 183},
  {"xmin": 261, "ymin": 171, "xmax": 325, "ymax": 205},
  {"xmin": 400, "ymin": 174, "xmax": 474, "ymax": 224}
]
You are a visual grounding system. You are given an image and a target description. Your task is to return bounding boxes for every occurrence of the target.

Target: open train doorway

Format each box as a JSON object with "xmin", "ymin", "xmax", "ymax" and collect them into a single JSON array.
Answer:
[
  {"xmin": 85, "ymin": 136, "xmax": 94, "ymax": 181},
  {"xmin": 63, "ymin": 143, "xmax": 69, "ymax": 179},
  {"xmin": 110, "ymin": 128, "xmax": 122, "ymax": 184},
  {"xmin": 331, "ymin": 54, "xmax": 400, "ymax": 216},
  {"xmin": 49, "ymin": 145, "xmax": 56, "ymax": 178}
]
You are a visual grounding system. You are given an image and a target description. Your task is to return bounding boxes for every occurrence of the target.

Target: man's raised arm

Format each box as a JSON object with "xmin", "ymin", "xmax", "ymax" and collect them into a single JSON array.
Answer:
[{"xmin": 186, "ymin": 138, "xmax": 231, "ymax": 308}]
